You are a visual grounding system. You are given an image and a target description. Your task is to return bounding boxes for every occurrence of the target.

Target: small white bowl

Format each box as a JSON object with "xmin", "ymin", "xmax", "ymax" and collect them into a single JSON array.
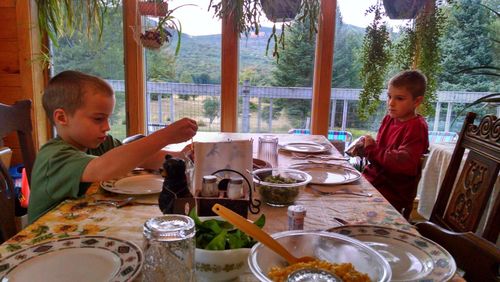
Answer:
[
  {"xmin": 195, "ymin": 247, "xmax": 250, "ymax": 281},
  {"xmin": 195, "ymin": 216, "xmax": 252, "ymax": 281}
]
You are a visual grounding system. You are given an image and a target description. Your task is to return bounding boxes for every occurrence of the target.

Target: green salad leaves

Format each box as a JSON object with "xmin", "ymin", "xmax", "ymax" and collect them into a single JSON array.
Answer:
[{"xmin": 189, "ymin": 209, "xmax": 265, "ymax": 250}]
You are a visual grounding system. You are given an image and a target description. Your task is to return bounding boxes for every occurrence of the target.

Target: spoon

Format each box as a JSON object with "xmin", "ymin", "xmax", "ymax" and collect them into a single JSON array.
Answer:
[
  {"xmin": 246, "ymin": 169, "xmax": 263, "ymax": 182},
  {"xmin": 212, "ymin": 204, "xmax": 315, "ymax": 265}
]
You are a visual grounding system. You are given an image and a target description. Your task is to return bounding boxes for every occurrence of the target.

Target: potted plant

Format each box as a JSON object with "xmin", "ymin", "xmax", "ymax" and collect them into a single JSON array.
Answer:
[
  {"xmin": 138, "ymin": 0, "xmax": 169, "ymax": 17},
  {"xmin": 383, "ymin": 0, "xmax": 426, "ymax": 19},
  {"xmin": 35, "ymin": 0, "xmax": 119, "ymax": 45},
  {"xmin": 207, "ymin": 0, "xmax": 319, "ymax": 60},
  {"xmin": 357, "ymin": 3, "xmax": 391, "ymax": 120},
  {"xmin": 260, "ymin": 0, "xmax": 302, "ymax": 22},
  {"xmin": 139, "ymin": 4, "xmax": 192, "ymax": 54}
]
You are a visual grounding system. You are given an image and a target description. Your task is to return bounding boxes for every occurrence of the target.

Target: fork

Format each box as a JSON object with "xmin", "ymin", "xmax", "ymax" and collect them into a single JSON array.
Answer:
[
  {"xmin": 310, "ymin": 186, "xmax": 373, "ymax": 197},
  {"xmin": 91, "ymin": 197, "xmax": 158, "ymax": 208},
  {"xmin": 291, "ymin": 153, "xmax": 349, "ymax": 161}
]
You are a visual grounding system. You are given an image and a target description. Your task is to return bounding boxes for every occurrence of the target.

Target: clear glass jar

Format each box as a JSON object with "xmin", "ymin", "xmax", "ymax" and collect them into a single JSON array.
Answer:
[{"xmin": 142, "ymin": 215, "xmax": 195, "ymax": 282}]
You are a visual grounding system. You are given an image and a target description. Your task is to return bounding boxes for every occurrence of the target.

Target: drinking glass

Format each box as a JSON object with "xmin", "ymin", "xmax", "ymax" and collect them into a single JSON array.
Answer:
[
  {"xmin": 142, "ymin": 215, "xmax": 195, "ymax": 282},
  {"xmin": 258, "ymin": 135, "xmax": 279, "ymax": 167}
]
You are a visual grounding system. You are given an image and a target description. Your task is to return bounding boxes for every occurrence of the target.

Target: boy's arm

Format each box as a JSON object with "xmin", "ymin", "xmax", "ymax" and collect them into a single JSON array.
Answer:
[
  {"xmin": 81, "ymin": 118, "xmax": 197, "ymax": 182},
  {"xmin": 365, "ymin": 126, "xmax": 427, "ymax": 176},
  {"xmin": 138, "ymin": 146, "xmax": 191, "ymax": 169}
]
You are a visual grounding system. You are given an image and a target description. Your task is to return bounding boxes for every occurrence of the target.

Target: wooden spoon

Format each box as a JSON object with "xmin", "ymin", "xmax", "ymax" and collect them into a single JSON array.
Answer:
[{"xmin": 212, "ymin": 204, "xmax": 315, "ymax": 264}]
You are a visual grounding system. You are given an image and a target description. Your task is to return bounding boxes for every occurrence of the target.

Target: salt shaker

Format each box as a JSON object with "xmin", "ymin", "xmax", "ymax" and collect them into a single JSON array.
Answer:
[
  {"xmin": 226, "ymin": 177, "xmax": 244, "ymax": 199},
  {"xmin": 201, "ymin": 175, "xmax": 218, "ymax": 197},
  {"xmin": 288, "ymin": 205, "xmax": 306, "ymax": 230},
  {"xmin": 142, "ymin": 215, "xmax": 195, "ymax": 282}
]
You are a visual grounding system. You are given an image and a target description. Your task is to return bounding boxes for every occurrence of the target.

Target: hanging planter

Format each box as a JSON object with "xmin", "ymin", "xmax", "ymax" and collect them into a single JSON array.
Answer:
[
  {"xmin": 140, "ymin": 28, "xmax": 171, "ymax": 50},
  {"xmin": 138, "ymin": 1, "xmax": 169, "ymax": 17},
  {"xmin": 383, "ymin": 0, "xmax": 426, "ymax": 19},
  {"xmin": 260, "ymin": 0, "xmax": 302, "ymax": 22}
]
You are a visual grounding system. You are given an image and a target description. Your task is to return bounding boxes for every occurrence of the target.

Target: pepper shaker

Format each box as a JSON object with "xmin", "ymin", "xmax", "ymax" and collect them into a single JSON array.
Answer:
[
  {"xmin": 201, "ymin": 175, "xmax": 218, "ymax": 197},
  {"xmin": 226, "ymin": 177, "xmax": 244, "ymax": 199}
]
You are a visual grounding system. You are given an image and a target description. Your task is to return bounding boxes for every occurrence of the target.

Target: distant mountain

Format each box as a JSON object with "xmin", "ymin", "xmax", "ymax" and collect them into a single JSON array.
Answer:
[{"xmin": 172, "ymin": 25, "xmax": 365, "ymax": 85}]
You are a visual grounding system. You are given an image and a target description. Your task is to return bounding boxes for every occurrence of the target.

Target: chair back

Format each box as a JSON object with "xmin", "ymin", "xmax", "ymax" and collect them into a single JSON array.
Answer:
[
  {"xmin": 428, "ymin": 131, "xmax": 458, "ymax": 143},
  {"xmin": 430, "ymin": 112, "xmax": 500, "ymax": 243},
  {"xmin": 416, "ymin": 221, "xmax": 500, "ymax": 282},
  {"xmin": 288, "ymin": 129, "xmax": 353, "ymax": 144},
  {"xmin": 0, "ymin": 161, "xmax": 17, "ymax": 243},
  {"xmin": 0, "ymin": 100, "xmax": 36, "ymax": 184}
]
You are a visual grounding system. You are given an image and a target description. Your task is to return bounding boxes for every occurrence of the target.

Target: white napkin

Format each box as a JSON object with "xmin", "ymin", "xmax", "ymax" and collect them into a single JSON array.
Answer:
[{"xmin": 193, "ymin": 139, "xmax": 253, "ymax": 195}]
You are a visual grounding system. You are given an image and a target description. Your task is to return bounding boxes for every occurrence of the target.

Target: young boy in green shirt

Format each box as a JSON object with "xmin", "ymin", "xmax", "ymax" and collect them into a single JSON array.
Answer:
[{"xmin": 28, "ymin": 70, "xmax": 197, "ymax": 223}]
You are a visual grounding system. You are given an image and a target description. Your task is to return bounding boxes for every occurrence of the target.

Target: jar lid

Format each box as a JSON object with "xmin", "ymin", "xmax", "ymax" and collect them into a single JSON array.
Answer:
[
  {"xmin": 143, "ymin": 215, "xmax": 195, "ymax": 241},
  {"xmin": 229, "ymin": 177, "xmax": 243, "ymax": 184},
  {"xmin": 203, "ymin": 175, "xmax": 217, "ymax": 183}
]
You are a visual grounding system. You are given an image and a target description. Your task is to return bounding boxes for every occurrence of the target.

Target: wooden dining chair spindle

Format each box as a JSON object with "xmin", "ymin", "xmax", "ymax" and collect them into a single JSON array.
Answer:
[
  {"xmin": 0, "ymin": 161, "xmax": 17, "ymax": 243},
  {"xmin": 0, "ymin": 100, "xmax": 36, "ymax": 184}
]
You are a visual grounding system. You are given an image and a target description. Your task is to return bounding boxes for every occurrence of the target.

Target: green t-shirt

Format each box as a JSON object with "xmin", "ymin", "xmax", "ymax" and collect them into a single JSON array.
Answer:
[{"xmin": 28, "ymin": 135, "xmax": 122, "ymax": 223}]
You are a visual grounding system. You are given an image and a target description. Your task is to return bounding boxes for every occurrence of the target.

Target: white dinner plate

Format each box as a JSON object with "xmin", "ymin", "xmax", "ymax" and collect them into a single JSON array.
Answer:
[
  {"xmin": 0, "ymin": 236, "xmax": 143, "ymax": 282},
  {"xmin": 289, "ymin": 163, "xmax": 361, "ymax": 185},
  {"xmin": 101, "ymin": 173, "xmax": 163, "ymax": 195},
  {"xmin": 280, "ymin": 142, "xmax": 330, "ymax": 153},
  {"xmin": 328, "ymin": 225, "xmax": 456, "ymax": 282}
]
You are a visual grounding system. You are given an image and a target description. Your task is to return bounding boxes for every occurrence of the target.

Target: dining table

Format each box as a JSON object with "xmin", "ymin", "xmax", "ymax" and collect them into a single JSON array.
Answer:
[{"xmin": 0, "ymin": 132, "xmax": 416, "ymax": 281}]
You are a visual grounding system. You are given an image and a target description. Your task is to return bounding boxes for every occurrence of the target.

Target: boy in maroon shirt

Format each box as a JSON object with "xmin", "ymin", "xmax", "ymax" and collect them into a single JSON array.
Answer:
[{"xmin": 362, "ymin": 70, "xmax": 429, "ymax": 217}]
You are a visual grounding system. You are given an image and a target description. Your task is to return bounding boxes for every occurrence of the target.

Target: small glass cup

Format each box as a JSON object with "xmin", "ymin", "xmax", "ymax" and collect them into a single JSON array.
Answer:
[
  {"xmin": 142, "ymin": 215, "xmax": 196, "ymax": 282},
  {"xmin": 258, "ymin": 135, "xmax": 279, "ymax": 167}
]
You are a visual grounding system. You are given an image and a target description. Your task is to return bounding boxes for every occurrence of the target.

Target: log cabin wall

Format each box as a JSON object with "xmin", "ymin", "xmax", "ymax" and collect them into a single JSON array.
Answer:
[{"xmin": 0, "ymin": 0, "xmax": 48, "ymax": 166}]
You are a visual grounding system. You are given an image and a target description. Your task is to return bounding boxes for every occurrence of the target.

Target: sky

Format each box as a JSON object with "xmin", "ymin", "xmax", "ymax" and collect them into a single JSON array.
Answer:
[{"xmin": 169, "ymin": 0, "xmax": 407, "ymax": 36}]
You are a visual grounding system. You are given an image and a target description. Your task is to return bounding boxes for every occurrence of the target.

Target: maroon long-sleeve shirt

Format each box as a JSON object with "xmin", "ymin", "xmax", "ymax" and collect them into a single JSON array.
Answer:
[{"xmin": 363, "ymin": 115, "xmax": 429, "ymax": 211}]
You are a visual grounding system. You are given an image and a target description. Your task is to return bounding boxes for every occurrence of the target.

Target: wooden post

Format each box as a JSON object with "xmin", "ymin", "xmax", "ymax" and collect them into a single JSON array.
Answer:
[
  {"xmin": 311, "ymin": 0, "xmax": 337, "ymax": 137},
  {"xmin": 123, "ymin": 1, "xmax": 145, "ymax": 135},
  {"xmin": 220, "ymin": 0, "xmax": 239, "ymax": 132}
]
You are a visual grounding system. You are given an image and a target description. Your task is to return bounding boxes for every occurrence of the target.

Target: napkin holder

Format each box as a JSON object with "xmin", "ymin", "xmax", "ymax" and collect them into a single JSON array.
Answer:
[{"xmin": 172, "ymin": 169, "xmax": 260, "ymax": 218}]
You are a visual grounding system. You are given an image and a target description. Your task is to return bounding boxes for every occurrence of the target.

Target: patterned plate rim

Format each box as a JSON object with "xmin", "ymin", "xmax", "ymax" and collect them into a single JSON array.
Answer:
[
  {"xmin": 0, "ymin": 235, "xmax": 143, "ymax": 282},
  {"xmin": 289, "ymin": 163, "xmax": 361, "ymax": 185},
  {"xmin": 280, "ymin": 142, "xmax": 330, "ymax": 153},
  {"xmin": 100, "ymin": 171, "xmax": 163, "ymax": 195},
  {"xmin": 327, "ymin": 224, "xmax": 457, "ymax": 282}
]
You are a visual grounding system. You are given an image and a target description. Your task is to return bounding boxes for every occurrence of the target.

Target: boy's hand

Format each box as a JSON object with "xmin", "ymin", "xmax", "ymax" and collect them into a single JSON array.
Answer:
[
  {"xmin": 363, "ymin": 135, "xmax": 375, "ymax": 148},
  {"xmin": 165, "ymin": 118, "xmax": 198, "ymax": 143}
]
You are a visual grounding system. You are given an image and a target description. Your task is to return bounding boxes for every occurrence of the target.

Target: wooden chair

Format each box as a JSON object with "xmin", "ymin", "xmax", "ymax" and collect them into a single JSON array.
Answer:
[
  {"xmin": 415, "ymin": 221, "xmax": 500, "ymax": 282},
  {"xmin": 0, "ymin": 160, "xmax": 17, "ymax": 243},
  {"xmin": 0, "ymin": 100, "xmax": 36, "ymax": 184},
  {"xmin": 425, "ymin": 112, "xmax": 500, "ymax": 243},
  {"xmin": 288, "ymin": 129, "xmax": 353, "ymax": 144}
]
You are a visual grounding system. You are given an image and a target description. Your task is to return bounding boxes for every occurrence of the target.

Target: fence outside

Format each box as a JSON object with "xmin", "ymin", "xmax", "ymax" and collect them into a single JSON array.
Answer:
[{"xmin": 106, "ymin": 80, "xmax": 497, "ymax": 134}]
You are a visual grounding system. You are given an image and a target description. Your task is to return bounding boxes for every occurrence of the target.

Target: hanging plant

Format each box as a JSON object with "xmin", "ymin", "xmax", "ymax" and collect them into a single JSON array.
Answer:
[
  {"xmin": 208, "ymin": 0, "xmax": 320, "ymax": 61},
  {"xmin": 138, "ymin": 4, "xmax": 193, "ymax": 54},
  {"xmin": 383, "ymin": 0, "xmax": 426, "ymax": 19},
  {"xmin": 35, "ymin": 0, "xmax": 120, "ymax": 46},
  {"xmin": 260, "ymin": 0, "xmax": 302, "ymax": 22},
  {"xmin": 358, "ymin": 3, "xmax": 392, "ymax": 120},
  {"xmin": 393, "ymin": 1, "xmax": 446, "ymax": 116},
  {"xmin": 138, "ymin": 0, "xmax": 169, "ymax": 17}
]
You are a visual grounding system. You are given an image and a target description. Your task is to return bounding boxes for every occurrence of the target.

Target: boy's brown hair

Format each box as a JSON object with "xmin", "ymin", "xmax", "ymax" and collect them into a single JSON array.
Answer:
[
  {"xmin": 389, "ymin": 70, "xmax": 427, "ymax": 99},
  {"xmin": 43, "ymin": 70, "xmax": 113, "ymax": 124}
]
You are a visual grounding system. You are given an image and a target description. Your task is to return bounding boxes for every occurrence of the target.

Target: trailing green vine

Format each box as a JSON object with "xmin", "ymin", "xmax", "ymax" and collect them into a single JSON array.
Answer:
[
  {"xmin": 208, "ymin": 0, "xmax": 319, "ymax": 61},
  {"xmin": 358, "ymin": 3, "xmax": 392, "ymax": 120},
  {"xmin": 393, "ymin": 1, "xmax": 446, "ymax": 117}
]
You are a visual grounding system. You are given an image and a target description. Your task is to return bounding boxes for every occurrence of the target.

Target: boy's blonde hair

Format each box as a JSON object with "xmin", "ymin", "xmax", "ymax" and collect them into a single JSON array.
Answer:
[
  {"xmin": 389, "ymin": 70, "xmax": 427, "ymax": 99},
  {"xmin": 43, "ymin": 70, "xmax": 113, "ymax": 124}
]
